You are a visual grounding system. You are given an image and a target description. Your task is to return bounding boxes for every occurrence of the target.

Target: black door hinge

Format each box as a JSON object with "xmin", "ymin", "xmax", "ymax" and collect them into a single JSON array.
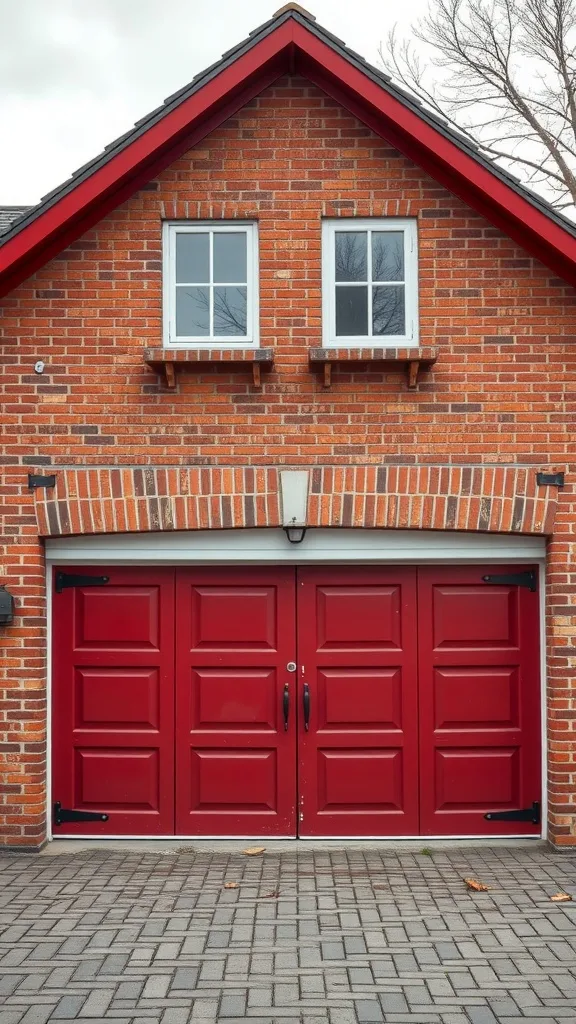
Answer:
[
  {"xmin": 485, "ymin": 801, "xmax": 540, "ymax": 824},
  {"xmin": 536, "ymin": 471, "xmax": 564, "ymax": 487},
  {"xmin": 28, "ymin": 473, "xmax": 56, "ymax": 489},
  {"xmin": 55, "ymin": 572, "xmax": 109, "ymax": 594},
  {"xmin": 53, "ymin": 802, "xmax": 109, "ymax": 826},
  {"xmin": 482, "ymin": 570, "xmax": 537, "ymax": 592}
]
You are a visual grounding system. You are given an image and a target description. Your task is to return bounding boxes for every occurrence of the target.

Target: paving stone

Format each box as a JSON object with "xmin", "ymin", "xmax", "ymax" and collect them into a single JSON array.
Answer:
[
  {"xmin": 219, "ymin": 994, "xmax": 247, "ymax": 1017},
  {"xmin": 50, "ymin": 998, "xmax": 88, "ymax": 1021},
  {"xmin": 467, "ymin": 1008, "xmax": 501, "ymax": 1024},
  {"xmin": 1, "ymin": 845, "xmax": 576, "ymax": 1024},
  {"xmin": 354, "ymin": 999, "xmax": 384, "ymax": 1022},
  {"xmin": 379, "ymin": 993, "xmax": 409, "ymax": 1013},
  {"xmin": 171, "ymin": 966, "xmax": 201, "ymax": 989},
  {"xmin": 161, "ymin": 1010, "xmax": 192, "ymax": 1024}
]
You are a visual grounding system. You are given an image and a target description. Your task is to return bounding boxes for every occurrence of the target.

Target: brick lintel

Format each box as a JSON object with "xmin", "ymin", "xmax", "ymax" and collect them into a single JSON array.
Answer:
[{"xmin": 32, "ymin": 465, "xmax": 560, "ymax": 538}]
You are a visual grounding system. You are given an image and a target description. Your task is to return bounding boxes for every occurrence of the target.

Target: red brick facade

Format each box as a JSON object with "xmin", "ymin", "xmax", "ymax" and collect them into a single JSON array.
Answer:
[{"xmin": 2, "ymin": 77, "xmax": 576, "ymax": 846}]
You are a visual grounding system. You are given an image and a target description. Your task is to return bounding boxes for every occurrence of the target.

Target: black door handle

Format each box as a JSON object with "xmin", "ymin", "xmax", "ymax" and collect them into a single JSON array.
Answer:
[
  {"xmin": 303, "ymin": 683, "xmax": 310, "ymax": 731},
  {"xmin": 283, "ymin": 684, "xmax": 289, "ymax": 731}
]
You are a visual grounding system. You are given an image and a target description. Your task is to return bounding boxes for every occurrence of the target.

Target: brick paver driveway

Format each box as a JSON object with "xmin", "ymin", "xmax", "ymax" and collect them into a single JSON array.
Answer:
[{"xmin": 1, "ymin": 843, "xmax": 576, "ymax": 1024}]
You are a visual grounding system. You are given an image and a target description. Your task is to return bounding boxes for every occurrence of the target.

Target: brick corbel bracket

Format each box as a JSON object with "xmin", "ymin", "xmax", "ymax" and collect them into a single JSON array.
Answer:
[
  {"xmin": 32, "ymin": 465, "xmax": 560, "ymax": 538},
  {"xmin": 144, "ymin": 348, "xmax": 274, "ymax": 389},
  {"xmin": 309, "ymin": 347, "xmax": 438, "ymax": 389}
]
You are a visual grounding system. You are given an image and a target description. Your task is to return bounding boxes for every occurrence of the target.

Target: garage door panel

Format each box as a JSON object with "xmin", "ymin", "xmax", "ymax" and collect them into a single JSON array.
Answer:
[
  {"xmin": 419, "ymin": 566, "xmax": 540, "ymax": 835},
  {"xmin": 318, "ymin": 668, "xmax": 403, "ymax": 731},
  {"xmin": 434, "ymin": 667, "xmax": 519, "ymax": 730},
  {"xmin": 75, "ymin": 668, "xmax": 160, "ymax": 730},
  {"xmin": 74, "ymin": 587, "xmax": 161, "ymax": 651},
  {"xmin": 432, "ymin": 586, "xmax": 518, "ymax": 650},
  {"xmin": 52, "ymin": 567, "xmax": 175, "ymax": 835},
  {"xmin": 191, "ymin": 668, "xmax": 278, "ymax": 731},
  {"xmin": 175, "ymin": 568, "xmax": 297, "ymax": 836},
  {"xmin": 190, "ymin": 749, "xmax": 278, "ymax": 811},
  {"xmin": 434, "ymin": 748, "xmax": 520, "ymax": 809},
  {"xmin": 75, "ymin": 749, "xmax": 160, "ymax": 810},
  {"xmin": 188, "ymin": 586, "xmax": 278, "ymax": 650},
  {"xmin": 317, "ymin": 749, "xmax": 404, "ymax": 812},
  {"xmin": 297, "ymin": 567, "xmax": 419, "ymax": 836},
  {"xmin": 316, "ymin": 585, "xmax": 402, "ymax": 652}
]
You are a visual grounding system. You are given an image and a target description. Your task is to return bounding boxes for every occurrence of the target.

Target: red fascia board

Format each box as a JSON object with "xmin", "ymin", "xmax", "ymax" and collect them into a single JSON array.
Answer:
[
  {"xmin": 0, "ymin": 20, "xmax": 295, "ymax": 294},
  {"xmin": 293, "ymin": 23, "xmax": 576, "ymax": 282},
  {"xmin": 0, "ymin": 70, "xmax": 284, "ymax": 296}
]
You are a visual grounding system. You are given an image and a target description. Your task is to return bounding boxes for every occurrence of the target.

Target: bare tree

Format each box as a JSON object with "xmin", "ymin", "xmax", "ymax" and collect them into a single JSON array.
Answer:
[{"xmin": 381, "ymin": 0, "xmax": 576, "ymax": 209}]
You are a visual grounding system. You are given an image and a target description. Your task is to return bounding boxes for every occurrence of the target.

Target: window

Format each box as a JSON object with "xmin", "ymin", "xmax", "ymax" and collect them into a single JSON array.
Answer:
[
  {"xmin": 164, "ymin": 222, "xmax": 258, "ymax": 347},
  {"xmin": 322, "ymin": 219, "xmax": 418, "ymax": 347}
]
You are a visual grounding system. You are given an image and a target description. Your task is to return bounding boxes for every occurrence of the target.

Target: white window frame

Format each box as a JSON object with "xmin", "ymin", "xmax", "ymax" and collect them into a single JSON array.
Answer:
[
  {"xmin": 163, "ymin": 221, "xmax": 259, "ymax": 348},
  {"xmin": 322, "ymin": 218, "xmax": 419, "ymax": 348}
]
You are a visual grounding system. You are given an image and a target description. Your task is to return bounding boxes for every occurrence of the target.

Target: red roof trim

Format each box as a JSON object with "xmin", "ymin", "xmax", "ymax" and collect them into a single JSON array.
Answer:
[
  {"xmin": 2, "ymin": 13, "xmax": 576, "ymax": 295},
  {"xmin": 0, "ymin": 20, "xmax": 294, "ymax": 296}
]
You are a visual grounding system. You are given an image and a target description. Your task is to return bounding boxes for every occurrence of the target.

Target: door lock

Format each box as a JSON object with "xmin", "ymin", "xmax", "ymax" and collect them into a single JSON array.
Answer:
[{"xmin": 286, "ymin": 662, "xmax": 297, "ymax": 672}]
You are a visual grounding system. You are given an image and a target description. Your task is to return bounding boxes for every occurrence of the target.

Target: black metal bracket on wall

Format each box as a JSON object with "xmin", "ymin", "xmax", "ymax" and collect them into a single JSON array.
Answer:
[
  {"xmin": 536, "ymin": 471, "xmax": 564, "ymax": 487},
  {"xmin": 27, "ymin": 473, "xmax": 56, "ymax": 489}
]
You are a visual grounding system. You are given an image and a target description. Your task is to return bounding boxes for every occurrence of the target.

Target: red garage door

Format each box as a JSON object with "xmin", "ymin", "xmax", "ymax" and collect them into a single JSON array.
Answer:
[
  {"xmin": 297, "ymin": 567, "xmax": 419, "ymax": 836},
  {"xmin": 52, "ymin": 568, "xmax": 176, "ymax": 835},
  {"xmin": 52, "ymin": 564, "xmax": 541, "ymax": 837},
  {"xmin": 174, "ymin": 568, "xmax": 297, "ymax": 836}
]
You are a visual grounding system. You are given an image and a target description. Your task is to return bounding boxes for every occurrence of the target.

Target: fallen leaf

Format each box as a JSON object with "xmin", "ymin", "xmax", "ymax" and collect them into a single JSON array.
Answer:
[
  {"xmin": 224, "ymin": 882, "xmax": 238, "ymax": 889},
  {"xmin": 464, "ymin": 877, "xmax": 491, "ymax": 892},
  {"xmin": 262, "ymin": 890, "xmax": 280, "ymax": 898},
  {"xmin": 551, "ymin": 892, "xmax": 572, "ymax": 902},
  {"xmin": 372, "ymin": 883, "xmax": 387, "ymax": 889},
  {"xmin": 243, "ymin": 846, "xmax": 265, "ymax": 856}
]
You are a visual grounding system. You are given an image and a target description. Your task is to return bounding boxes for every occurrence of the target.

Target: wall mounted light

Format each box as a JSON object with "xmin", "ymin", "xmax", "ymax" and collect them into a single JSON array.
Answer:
[
  {"xmin": 0, "ymin": 586, "xmax": 15, "ymax": 626},
  {"xmin": 284, "ymin": 525, "xmax": 307, "ymax": 544},
  {"xmin": 280, "ymin": 470, "xmax": 309, "ymax": 545}
]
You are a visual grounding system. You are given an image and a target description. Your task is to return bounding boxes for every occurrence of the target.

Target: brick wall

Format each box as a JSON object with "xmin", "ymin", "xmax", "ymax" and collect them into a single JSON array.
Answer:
[{"xmin": 2, "ymin": 77, "xmax": 576, "ymax": 845}]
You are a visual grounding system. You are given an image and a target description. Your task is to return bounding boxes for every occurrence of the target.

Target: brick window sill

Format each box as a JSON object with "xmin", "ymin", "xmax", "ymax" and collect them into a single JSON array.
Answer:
[
  {"xmin": 309, "ymin": 346, "xmax": 438, "ymax": 389},
  {"xmin": 144, "ymin": 347, "xmax": 274, "ymax": 389}
]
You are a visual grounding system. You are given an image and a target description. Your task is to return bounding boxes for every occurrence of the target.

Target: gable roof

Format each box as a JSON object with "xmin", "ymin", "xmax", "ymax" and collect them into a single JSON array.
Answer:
[{"xmin": 2, "ymin": 3, "xmax": 576, "ymax": 296}]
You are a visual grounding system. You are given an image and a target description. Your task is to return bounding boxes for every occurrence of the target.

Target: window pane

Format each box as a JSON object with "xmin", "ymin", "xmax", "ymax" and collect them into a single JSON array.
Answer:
[
  {"xmin": 176, "ymin": 233, "xmax": 209, "ymax": 283},
  {"xmin": 214, "ymin": 286, "xmax": 247, "ymax": 336},
  {"xmin": 213, "ymin": 232, "xmax": 247, "ymax": 283},
  {"xmin": 372, "ymin": 232, "xmax": 404, "ymax": 282},
  {"xmin": 372, "ymin": 285, "xmax": 405, "ymax": 335},
  {"xmin": 176, "ymin": 286, "xmax": 209, "ymax": 336},
  {"xmin": 335, "ymin": 285, "xmax": 368, "ymax": 336},
  {"xmin": 335, "ymin": 232, "xmax": 367, "ymax": 282}
]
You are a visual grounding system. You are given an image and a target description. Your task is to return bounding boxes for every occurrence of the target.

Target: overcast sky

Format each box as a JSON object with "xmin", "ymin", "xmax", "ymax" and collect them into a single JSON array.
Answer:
[{"xmin": 0, "ymin": 0, "xmax": 431, "ymax": 205}]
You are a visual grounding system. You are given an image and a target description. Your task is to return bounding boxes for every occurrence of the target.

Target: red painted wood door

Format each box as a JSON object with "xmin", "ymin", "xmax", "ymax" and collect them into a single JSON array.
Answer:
[
  {"xmin": 174, "ymin": 567, "xmax": 297, "ymax": 836},
  {"xmin": 52, "ymin": 567, "xmax": 176, "ymax": 835},
  {"xmin": 52, "ymin": 562, "xmax": 541, "ymax": 839},
  {"xmin": 417, "ymin": 566, "xmax": 541, "ymax": 835},
  {"xmin": 296, "ymin": 567, "xmax": 419, "ymax": 837}
]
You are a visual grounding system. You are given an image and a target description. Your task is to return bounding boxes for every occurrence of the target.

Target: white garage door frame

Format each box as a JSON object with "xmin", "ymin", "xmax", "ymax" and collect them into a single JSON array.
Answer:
[{"xmin": 45, "ymin": 528, "xmax": 548, "ymax": 842}]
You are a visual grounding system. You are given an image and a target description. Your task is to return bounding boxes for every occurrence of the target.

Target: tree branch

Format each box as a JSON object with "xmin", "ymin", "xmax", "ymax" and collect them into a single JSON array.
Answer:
[{"xmin": 380, "ymin": 0, "xmax": 576, "ymax": 209}]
